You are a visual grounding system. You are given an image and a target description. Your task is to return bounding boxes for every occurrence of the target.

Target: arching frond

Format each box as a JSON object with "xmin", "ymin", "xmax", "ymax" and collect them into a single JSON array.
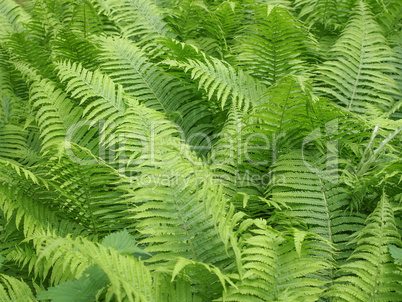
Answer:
[
  {"xmin": 222, "ymin": 221, "xmax": 328, "ymax": 302},
  {"xmin": 54, "ymin": 60, "xmax": 131, "ymax": 143},
  {"xmin": 0, "ymin": 0, "xmax": 30, "ymax": 41},
  {"xmin": 35, "ymin": 232, "xmax": 155, "ymax": 302},
  {"xmin": 0, "ymin": 124, "xmax": 29, "ymax": 164},
  {"xmin": 94, "ymin": 0, "xmax": 175, "ymax": 45},
  {"xmin": 0, "ymin": 274, "xmax": 35, "ymax": 302},
  {"xmin": 326, "ymin": 194, "xmax": 402, "ymax": 301},
  {"xmin": 294, "ymin": 0, "xmax": 355, "ymax": 31},
  {"xmin": 165, "ymin": 56, "xmax": 268, "ymax": 111},
  {"xmin": 234, "ymin": 5, "xmax": 315, "ymax": 86},
  {"xmin": 96, "ymin": 36, "xmax": 212, "ymax": 138},
  {"xmin": 268, "ymin": 150, "xmax": 366, "ymax": 265},
  {"xmin": 315, "ymin": 1, "xmax": 399, "ymax": 116}
]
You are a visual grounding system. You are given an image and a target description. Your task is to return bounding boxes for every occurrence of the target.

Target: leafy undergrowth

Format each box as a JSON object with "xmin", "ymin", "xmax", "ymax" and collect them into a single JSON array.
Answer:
[{"xmin": 0, "ymin": 0, "xmax": 401, "ymax": 301}]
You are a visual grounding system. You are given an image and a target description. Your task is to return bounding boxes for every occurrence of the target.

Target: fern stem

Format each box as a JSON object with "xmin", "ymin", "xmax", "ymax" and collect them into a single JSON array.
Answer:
[{"xmin": 348, "ymin": 29, "xmax": 365, "ymax": 110}]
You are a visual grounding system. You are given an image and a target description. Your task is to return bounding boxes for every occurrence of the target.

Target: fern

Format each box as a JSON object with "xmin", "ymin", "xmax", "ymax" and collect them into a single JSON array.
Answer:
[
  {"xmin": 234, "ymin": 5, "xmax": 315, "ymax": 86},
  {"xmin": 165, "ymin": 56, "xmax": 267, "ymax": 111},
  {"xmin": 326, "ymin": 194, "xmax": 402, "ymax": 301},
  {"xmin": 0, "ymin": 274, "xmax": 36, "ymax": 302},
  {"xmin": 222, "ymin": 221, "xmax": 328, "ymax": 301},
  {"xmin": 0, "ymin": 0, "xmax": 30, "ymax": 41},
  {"xmin": 294, "ymin": 0, "xmax": 355, "ymax": 31},
  {"xmin": 315, "ymin": 1, "xmax": 399, "ymax": 115},
  {"xmin": 96, "ymin": 36, "xmax": 212, "ymax": 138},
  {"xmin": 0, "ymin": 0, "xmax": 401, "ymax": 300},
  {"xmin": 95, "ymin": 0, "xmax": 175, "ymax": 45}
]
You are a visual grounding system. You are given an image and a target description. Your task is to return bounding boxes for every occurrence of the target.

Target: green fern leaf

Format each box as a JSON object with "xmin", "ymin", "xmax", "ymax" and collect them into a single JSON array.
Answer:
[
  {"xmin": 95, "ymin": 0, "xmax": 175, "ymax": 45},
  {"xmin": 165, "ymin": 56, "xmax": 267, "ymax": 111},
  {"xmin": 235, "ymin": 5, "xmax": 315, "ymax": 86},
  {"xmin": 0, "ymin": 274, "xmax": 35, "ymax": 302},
  {"xmin": 327, "ymin": 194, "xmax": 402, "ymax": 301},
  {"xmin": 222, "ymin": 222, "xmax": 328, "ymax": 301},
  {"xmin": 97, "ymin": 36, "xmax": 212, "ymax": 137},
  {"xmin": 315, "ymin": 1, "xmax": 399, "ymax": 115},
  {"xmin": 294, "ymin": 0, "xmax": 355, "ymax": 31},
  {"xmin": 0, "ymin": 0, "xmax": 30, "ymax": 41},
  {"xmin": 36, "ymin": 265, "xmax": 108, "ymax": 302}
]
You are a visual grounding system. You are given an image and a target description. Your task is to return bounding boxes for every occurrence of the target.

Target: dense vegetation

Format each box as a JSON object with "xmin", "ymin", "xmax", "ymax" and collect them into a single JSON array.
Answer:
[{"xmin": 0, "ymin": 0, "xmax": 401, "ymax": 301}]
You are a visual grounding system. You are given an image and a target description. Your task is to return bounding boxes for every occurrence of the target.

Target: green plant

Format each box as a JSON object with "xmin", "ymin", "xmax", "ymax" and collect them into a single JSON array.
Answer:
[{"xmin": 0, "ymin": 0, "xmax": 401, "ymax": 301}]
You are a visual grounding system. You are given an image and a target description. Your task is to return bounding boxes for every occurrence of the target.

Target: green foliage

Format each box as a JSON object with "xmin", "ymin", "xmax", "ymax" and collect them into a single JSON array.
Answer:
[
  {"xmin": 0, "ymin": 0, "xmax": 401, "ymax": 301},
  {"xmin": 315, "ymin": 1, "xmax": 400, "ymax": 116},
  {"xmin": 326, "ymin": 195, "xmax": 402, "ymax": 301}
]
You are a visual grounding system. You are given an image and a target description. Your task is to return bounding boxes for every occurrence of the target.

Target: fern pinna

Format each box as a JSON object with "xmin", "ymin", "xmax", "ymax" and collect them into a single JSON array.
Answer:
[{"xmin": 0, "ymin": 0, "xmax": 401, "ymax": 301}]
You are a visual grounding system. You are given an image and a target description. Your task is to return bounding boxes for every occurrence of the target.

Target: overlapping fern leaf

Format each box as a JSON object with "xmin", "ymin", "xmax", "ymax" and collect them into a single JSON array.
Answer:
[
  {"xmin": 222, "ymin": 221, "xmax": 329, "ymax": 301},
  {"xmin": 314, "ymin": 1, "xmax": 400, "ymax": 116},
  {"xmin": 267, "ymin": 150, "xmax": 366, "ymax": 264},
  {"xmin": 96, "ymin": 36, "xmax": 213, "ymax": 139},
  {"xmin": 326, "ymin": 194, "xmax": 402, "ymax": 301},
  {"xmin": 234, "ymin": 5, "xmax": 315, "ymax": 86},
  {"xmin": 0, "ymin": 0, "xmax": 401, "ymax": 300},
  {"xmin": 0, "ymin": 0, "xmax": 30, "ymax": 41},
  {"xmin": 294, "ymin": 0, "xmax": 355, "ymax": 31},
  {"xmin": 94, "ymin": 0, "xmax": 175, "ymax": 46},
  {"xmin": 165, "ymin": 56, "xmax": 268, "ymax": 111}
]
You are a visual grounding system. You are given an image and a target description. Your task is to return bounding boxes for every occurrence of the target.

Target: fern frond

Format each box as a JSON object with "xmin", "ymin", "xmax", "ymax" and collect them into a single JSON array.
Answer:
[
  {"xmin": 327, "ymin": 194, "xmax": 402, "ymax": 301},
  {"xmin": 97, "ymin": 36, "xmax": 212, "ymax": 137},
  {"xmin": 294, "ymin": 0, "xmax": 355, "ymax": 31},
  {"xmin": 315, "ymin": 1, "xmax": 399, "ymax": 115},
  {"xmin": 26, "ymin": 77, "xmax": 80, "ymax": 156},
  {"xmin": 35, "ymin": 232, "xmax": 155, "ymax": 302},
  {"xmin": 222, "ymin": 221, "xmax": 328, "ymax": 301},
  {"xmin": 42, "ymin": 152, "xmax": 129, "ymax": 235},
  {"xmin": 94, "ymin": 0, "xmax": 175, "ymax": 45},
  {"xmin": 366, "ymin": 0, "xmax": 402, "ymax": 35},
  {"xmin": 234, "ymin": 5, "xmax": 315, "ymax": 86},
  {"xmin": 0, "ymin": 124, "xmax": 28, "ymax": 164},
  {"xmin": 0, "ymin": 274, "xmax": 35, "ymax": 302},
  {"xmin": 267, "ymin": 150, "xmax": 367, "ymax": 275},
  {"xmin": 165, "ymin": 56, "xmax": 267, "ymax": 111},
  {"xmin": 0, "ymin": 0, "xmax": 30, "ymax": 41},
  {"xmin": 36, "ymin": 265, "xmax": 109, "ymax": 302},
  {"xmin": 54, "ymin": 61, "xmax": 131, "ymax": 143}
]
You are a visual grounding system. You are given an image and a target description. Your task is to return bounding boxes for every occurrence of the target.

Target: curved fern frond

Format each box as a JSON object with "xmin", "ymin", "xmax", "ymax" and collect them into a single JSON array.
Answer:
[
  {"xmin": 315, "ymin": 1, "xmax": 399, "ymax": 116},
  {"xmin": 294, "ymin": 0, "xmax": 355, "ymax": 31},
  {"xmin": 0, "ymin": 0, "xmax": 30, "ymax": 41},
  {"xmin": 222, "ymin": 221, "xmax": 328, "ymax": 301},
  {"xmin": 50, "ymin": 29, "xmax": 102, "ymax": 71},
  {"xmin": 26, "ymin": 76, "xmax": 80, "ymax": 157},
  {"xmin": 41, "ymin": 151, "xmax": 128, "ymax": 235},
  {"xmin": 36, "ymin": 265, "xmax": 109, "ymax": 302},
  {"xmin": 267, "ymin": 150, "xmax": 366, "ymax": 267},
  {"xmin": 35, "ymin": 232, "xmax": 155, "ymax": 302},
  {"xmin": 234, "ymin": 5, "xmax": 315, "ymax": 86},
  {"xmin": 366, "ymin": 0, "xmax": 402, "ymax": 35},
  {"xmin": 94, "ymin": 0, "xmax": 175, "ymax": 45},
  {"xmin": 0, "ymin": 124, "xmax": 28, "ymax": 164},
  {"xmin": 326, "ymin": 194, "xmax": 402, "ymax": 301},
  {"xmin": 0, "ymin": 274, "xmax": 35, "ymax": 302},
  {"xmin": 96, "ymin": 36, "xmax": 212, "ymax": 138},
  {"xmin": 54, "ymin": 60, "xmax": 132, "ymax": 148},
  {"xmin": 0, "ymin": 162, "xmax": 89, "ymax": 283},
  {"xmin": 165, "ymin": 56, "xmax": 267, "ymax": 111},
  {"xmin": 167, "ymin": 0, "xmax": 245, "ymax": 57}
]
